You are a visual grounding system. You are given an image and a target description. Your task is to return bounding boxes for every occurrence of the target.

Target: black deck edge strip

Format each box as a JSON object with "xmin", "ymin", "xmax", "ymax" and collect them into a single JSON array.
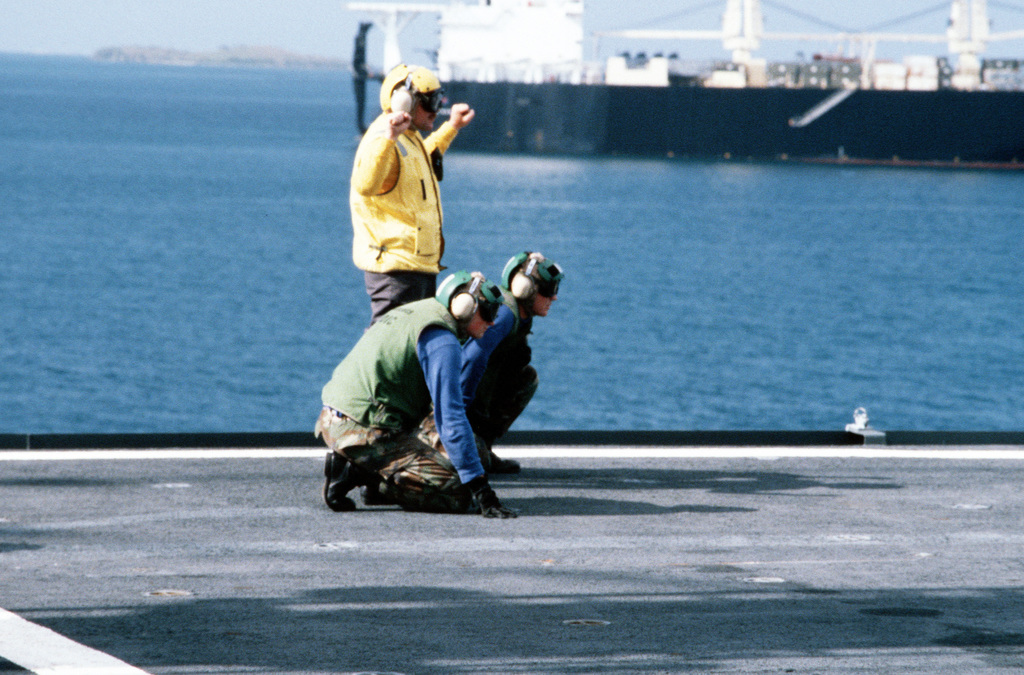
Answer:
[
  {"xmin": 883, "ymin": 431, "xmax": 1024, "ymax": 446},
  {"xmin": 0, "ymin": 434, "xmax": 27, "ymax": 450},
  {"xmin": 3, "ymin": 429, "xmax": 1024, "ymax": 450},
  {"xmin": 2, "ymin": 432, "xmax": 316, "ymax": 450}
]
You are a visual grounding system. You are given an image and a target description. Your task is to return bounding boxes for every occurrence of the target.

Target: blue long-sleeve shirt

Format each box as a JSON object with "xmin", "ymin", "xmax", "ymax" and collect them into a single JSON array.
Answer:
[
  {"xmin": 459, "ymin": 303, "xmax": 516, "ymax": 405},
  {"xmin": 417, "ymin": 326, "xmax": 486, "ymax": 483}
]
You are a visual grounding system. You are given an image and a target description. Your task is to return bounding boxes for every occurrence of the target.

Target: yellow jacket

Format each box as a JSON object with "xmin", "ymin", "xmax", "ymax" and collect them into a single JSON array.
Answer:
[{"xmin": 350, "ymin": 114, "xmax": 459, "ymax": 274}]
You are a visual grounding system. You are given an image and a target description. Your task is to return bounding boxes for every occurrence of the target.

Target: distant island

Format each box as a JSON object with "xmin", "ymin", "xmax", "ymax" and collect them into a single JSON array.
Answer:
[{"xmin": 93, "ymin": 45, "xmax": 349, "ymax": 70}]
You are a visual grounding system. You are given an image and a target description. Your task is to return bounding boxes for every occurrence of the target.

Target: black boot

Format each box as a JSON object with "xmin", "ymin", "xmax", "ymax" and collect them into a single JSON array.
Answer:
[
  {"xmin": 489, "ymin": 452, "xmax": 521, "ymax": 474},
  {"xmin": 322, "ymin": 452, "xmax": 358, "ymax": 512},
  {"xmin": 480, "ymin": 436, "xmax": 520, "ymax": 474},
  {"xmin": 360, "ymin": 481, "xmax": 396, "ymax": 506}
]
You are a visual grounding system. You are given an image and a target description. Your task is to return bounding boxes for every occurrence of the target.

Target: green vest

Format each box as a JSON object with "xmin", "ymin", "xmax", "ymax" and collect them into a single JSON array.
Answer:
[{"xmin": 322, "ymin": 299, "xmax": 459, "ymax": 431}]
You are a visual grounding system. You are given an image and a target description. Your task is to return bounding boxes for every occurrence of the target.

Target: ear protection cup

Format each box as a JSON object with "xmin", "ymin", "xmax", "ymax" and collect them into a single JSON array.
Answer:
[
  {"xmin": 389, "ymin": 75, "xmax": 414, "ymax": 113},
  {"xmin": 510, "ymin": 272, "xmax": 535, "ymax": 300},
  {"xmin": 380, "ymin": 64, "xmax": 410, "ymax": 112},
  {"xmin": 437, "ymin": 270, "xmax": 489, "ymax": 322},
  {"xmin": 509, "ymin": 255, "xmax": 540, "ymax": 300},
  {"xmin": 436, "ymin": 270, "xmax": 471, "ymax": 316},
  {"xmin": 449, "ymin": 292, "xmax": 477, "ymax": 321},
  {"xmin": 502, "ymin": 251, "xmax": 531, "ymax": 290}
]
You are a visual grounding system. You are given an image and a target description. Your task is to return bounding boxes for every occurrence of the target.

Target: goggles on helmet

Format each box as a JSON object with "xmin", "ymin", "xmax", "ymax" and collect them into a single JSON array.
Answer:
[
  {"xmin": 478, "ymin": 297, "xmax": 500, "ymax": 322},
  {"xmin": 533, "ymin": 259, "xmax": 564, "ymax": 298},
  {"xmin": 416, "ymin": 88, "xmax": 445, "ymax": 114}
]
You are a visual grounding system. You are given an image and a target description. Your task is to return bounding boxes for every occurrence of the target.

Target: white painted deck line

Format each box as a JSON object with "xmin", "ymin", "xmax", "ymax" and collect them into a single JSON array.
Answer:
[
  {"xmin": 2, "ymin": 446, "xmax": 1024, "ymax": 461},
  {"xmin": 0, "ymin": 607, "xmax": 152, "ymax": 674}
]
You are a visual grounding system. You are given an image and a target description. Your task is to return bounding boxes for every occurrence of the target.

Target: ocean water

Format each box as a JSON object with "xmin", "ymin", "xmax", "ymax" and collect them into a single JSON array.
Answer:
[{"xmin": 3, "ymin": 54, "xmax": 1024, "ymax": 434}]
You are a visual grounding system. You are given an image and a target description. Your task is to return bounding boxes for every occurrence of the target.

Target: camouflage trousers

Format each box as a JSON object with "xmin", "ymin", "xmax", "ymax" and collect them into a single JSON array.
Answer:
[
  {"xmin": 414, "ymin": 412, "xmax": 499, "ymax": 473},
  {"xmin": 315, "ymin": 407, "xmax": 473, "ymax": 513}
]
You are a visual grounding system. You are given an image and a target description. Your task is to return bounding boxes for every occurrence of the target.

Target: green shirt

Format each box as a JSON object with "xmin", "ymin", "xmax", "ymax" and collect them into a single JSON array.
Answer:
[{"xmin": 322, "ymin": 299, "xmax": 458, "ymax": 431}]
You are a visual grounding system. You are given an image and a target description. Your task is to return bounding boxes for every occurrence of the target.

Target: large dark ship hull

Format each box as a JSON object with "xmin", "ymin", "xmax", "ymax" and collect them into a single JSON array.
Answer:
[{"xmin": 444, "ymin": 81, "xmax": 1024, "ymax": 167}]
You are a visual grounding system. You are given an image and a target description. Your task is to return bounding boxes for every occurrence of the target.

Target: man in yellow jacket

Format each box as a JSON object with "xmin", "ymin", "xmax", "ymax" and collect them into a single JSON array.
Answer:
[{"xmin": 350, "ymin": 64, "xmax": 475, "ymax": 325}]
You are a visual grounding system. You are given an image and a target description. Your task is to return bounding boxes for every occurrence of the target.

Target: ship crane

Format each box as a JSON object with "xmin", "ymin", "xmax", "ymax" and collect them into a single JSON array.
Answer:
[
  {"xmin": 346, "ymin": 1, "xmax": 446, "ymax": 71},
  {"xmin": 947, "ymin": 0, "xmax": 987, "ymax": 89},
  {"xmin": 345, "ymin": 1, "xmax": 447, "ymax": 132},
  {"xmin": 596, "ymin": 0, "xmax": 766, "ymax": 73}
]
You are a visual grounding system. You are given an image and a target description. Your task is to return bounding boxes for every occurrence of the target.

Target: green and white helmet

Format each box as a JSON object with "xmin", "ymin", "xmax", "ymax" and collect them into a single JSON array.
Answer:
[
  {"xmin": 436, "ymin": 271, "xmax": 502, "ymax": 322},
  {"xmin": 501, "ymin": 251, "xmax": 564, "ymax": 301}
]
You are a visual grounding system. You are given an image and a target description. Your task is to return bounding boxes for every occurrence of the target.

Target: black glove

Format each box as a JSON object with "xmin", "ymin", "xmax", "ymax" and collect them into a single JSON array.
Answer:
[{"xmin": 465, "ymin": 475, "xmax": 517, "ymax": 519}]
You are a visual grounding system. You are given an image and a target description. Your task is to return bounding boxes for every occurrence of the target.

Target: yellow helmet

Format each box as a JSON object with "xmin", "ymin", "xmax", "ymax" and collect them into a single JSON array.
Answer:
[{"xmin": 379, "ymin": 64, "xmax": 444, "ymax": 113}]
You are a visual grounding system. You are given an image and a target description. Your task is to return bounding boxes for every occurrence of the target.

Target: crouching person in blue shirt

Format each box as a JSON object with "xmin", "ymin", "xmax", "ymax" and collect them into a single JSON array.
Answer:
[
  {"xmin": 315, "ymin": 271, "xmax": 517, "ymax": 518},
  {"xmin": 461, "ymin": 251, "xmax": 564, "ymax": 473}
]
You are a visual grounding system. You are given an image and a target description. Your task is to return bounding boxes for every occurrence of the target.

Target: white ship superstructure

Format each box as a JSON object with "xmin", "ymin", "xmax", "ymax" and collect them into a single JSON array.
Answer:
[
  {"xmin": 436, "ymin": 0, "xmax": 585, "ymax": 83},
  {"xmin": 348, "ymin": 0, "xmax": 1024, "ymax": 91},
  {"xmin": 348, "ymin": 0, "xmax": 587, "ymax": 83}
]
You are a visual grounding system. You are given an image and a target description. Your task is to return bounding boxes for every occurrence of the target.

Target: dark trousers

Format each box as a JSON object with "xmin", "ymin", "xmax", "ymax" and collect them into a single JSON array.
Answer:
[{"xmin": 364, "ymin": 271, "xmax": 437, "ymax": 325}]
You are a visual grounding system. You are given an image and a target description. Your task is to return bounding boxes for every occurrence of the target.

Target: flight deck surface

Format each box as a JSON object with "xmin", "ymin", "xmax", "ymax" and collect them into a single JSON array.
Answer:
[{"xmin": 2, "ymin": 445, "xmax": 1023, "ymax": 674}]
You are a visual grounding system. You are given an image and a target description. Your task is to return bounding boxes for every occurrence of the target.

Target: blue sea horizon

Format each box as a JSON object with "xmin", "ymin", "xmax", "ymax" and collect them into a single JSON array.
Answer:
[{"xmin": 2, "ymin": 54, "xmax": 1024, "ymax": 434}]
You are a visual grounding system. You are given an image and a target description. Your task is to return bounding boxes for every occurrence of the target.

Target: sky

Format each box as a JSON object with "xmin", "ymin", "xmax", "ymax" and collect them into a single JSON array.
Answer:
[{"xmin": 3, "ymin": 0, "xmax": 1024, "ymax": 65}]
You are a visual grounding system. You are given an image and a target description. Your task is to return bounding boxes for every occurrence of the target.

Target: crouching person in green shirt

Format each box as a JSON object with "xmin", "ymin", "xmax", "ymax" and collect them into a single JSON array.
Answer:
[{"xmin": 315, "ymin": 271, "xmax": 517, "ymax": 518}]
